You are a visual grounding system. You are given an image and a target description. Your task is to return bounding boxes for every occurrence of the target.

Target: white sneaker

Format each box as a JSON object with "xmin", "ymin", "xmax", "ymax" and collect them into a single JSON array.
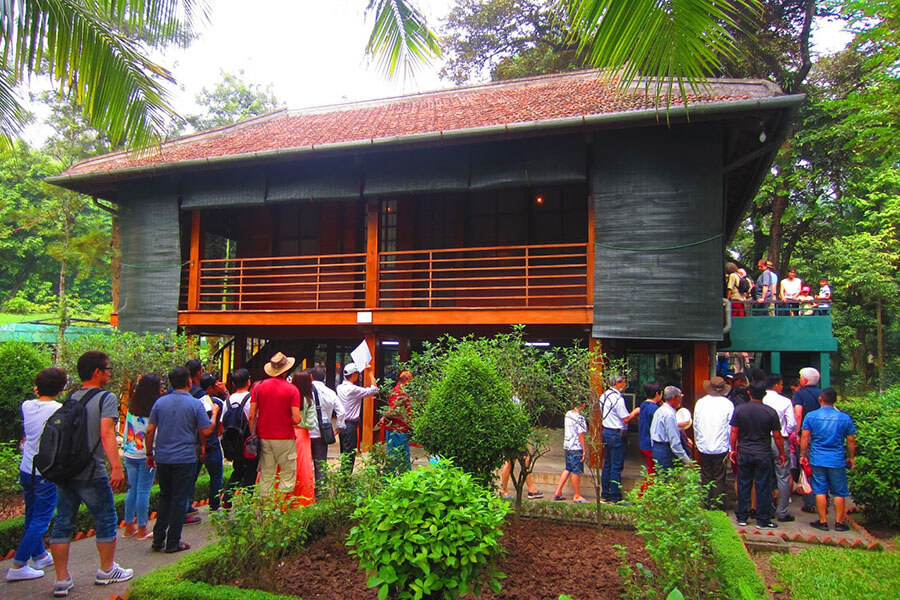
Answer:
[
  {"xmin": 5, "ymin": 565, "xmax": 44, "ymax": 581},
  {"xmin": 53, "ymin": 576, "xmax": 74, "ymax": 596},
  {"xmin": 94, "ymin": 562, "xmax": 133, "ymax": 585},
  {"xmin": 31, "ymin": 553, "xmax": 54, "ymax": 569}
]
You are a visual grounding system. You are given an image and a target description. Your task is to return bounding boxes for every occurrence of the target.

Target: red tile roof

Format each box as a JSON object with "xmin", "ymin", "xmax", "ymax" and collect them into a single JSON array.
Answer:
[{"xmin": 64, "ymin": 71, "xmax": 783, "ymax": 177}]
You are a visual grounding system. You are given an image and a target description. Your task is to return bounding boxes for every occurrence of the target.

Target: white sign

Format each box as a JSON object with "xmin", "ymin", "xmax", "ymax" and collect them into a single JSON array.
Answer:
[
  {"xmin": 351, "ymin": 340, "xmax": 372, "ymax": 373},
  {"xmin": 356, "ymin": 311, "xmax": 373, "ymax": 324}
]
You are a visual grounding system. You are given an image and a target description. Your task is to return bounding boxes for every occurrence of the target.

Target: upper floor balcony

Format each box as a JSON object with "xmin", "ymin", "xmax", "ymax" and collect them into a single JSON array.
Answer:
[{"xmin": 722, "ymin": 301, "xmax": 837, "ymax": 353}]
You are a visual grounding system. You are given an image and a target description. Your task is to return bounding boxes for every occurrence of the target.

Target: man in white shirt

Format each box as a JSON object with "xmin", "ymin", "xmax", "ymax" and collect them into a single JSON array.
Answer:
[
  {"xmin": 310, "ymin": 366, "xmax": 345, "ymax": 493},
  {"xmin": 597, "ymin": 374, "xmax": 640, "ymax": 503},
  {"xmin": 694, "ymin": 377, "xmax": 735, "ymax": 509},
  {"xmin": 337, "ymin": 363, "xmax": 379, "ymax": 473},
  {"xmin": 763, "ymin": 373, "xmax": 797, "ymax": 522}
]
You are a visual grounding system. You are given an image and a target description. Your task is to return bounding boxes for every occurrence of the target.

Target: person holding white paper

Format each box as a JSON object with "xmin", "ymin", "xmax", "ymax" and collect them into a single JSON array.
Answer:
[{"xmin": 337, "ymin": 363, "xmax": 379, "ymax": 473}]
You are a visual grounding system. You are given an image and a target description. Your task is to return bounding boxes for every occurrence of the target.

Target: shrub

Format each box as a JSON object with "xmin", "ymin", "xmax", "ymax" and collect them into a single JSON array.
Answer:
[
  {"xmin": 347, "ymin": 462, "xmax": 510, "ymax": 599},
  {"xmin": 413, "ymin": 346, "xmax": 529, "ymax": 483},
  {"xmin": 706, "ymin": 511, "xmax": 767, "ymax": 600},
  {"xmin": 0, "ymin": 340, "xmax": 51, "ymax": 442},
  {"xmin": 846, "ymin": 410, "xmax": 900, "ymax": 527},
  {"xmin": 0, "ymin": 442, "xmax": 20, "ymax": 499}
]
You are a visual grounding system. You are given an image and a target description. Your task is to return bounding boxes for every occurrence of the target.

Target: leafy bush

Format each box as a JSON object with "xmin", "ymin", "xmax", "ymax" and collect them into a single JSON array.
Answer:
[
  {"xmin": 623, "ymin": 465, "xmax": 720, "ymax": 600},
  {"xmin": 2, "ymin": 295, "xmax": 47, "ymax": 314},
  {"xmin": 413, "ymin": 346, "xmax": 529, "ymax": 483},
  {"xmin": 0, "ymin": 442, "xmax": 20, "ymax": 499},
  {"xmin": 706, "ymin": 511, "xmax": 767, "ymax": 600},
  {"xmin": 0, "ymin": 340, "xmax": 51, "ymax": 442},
  {"xmin": 347, "ymin": 462, "xmax": 510, "ymax": 600}
]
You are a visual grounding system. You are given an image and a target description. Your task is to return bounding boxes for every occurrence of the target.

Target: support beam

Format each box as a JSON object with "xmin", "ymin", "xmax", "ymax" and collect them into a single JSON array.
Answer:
[
  {"xmin": 361, "ymin": 333, "xmax": 377, "ymax": 450},
  {"xmin": 399, "ymin": 337, "xmax": 410, "ymax": 363},
  {"xmin": 232, "ymin": 336, "xmax": 247, "ymax": 370},
  {"xmin": 587, "ymin": 337, "xmax": 603, "ymax": 469},
  {"xmin": 365, "ymin": 198, "xmax": 379, "ymax": 308},
  {"xmin": 819, "ymin": 352, "xmax": 831, "ymax": 388},
  {"xmin": 187, "ymin": 211, "xmax": 202, "ymax": 311},
  {"xmin": 770, "ymin": 351, "xmax": 781, "ymax": 375}
]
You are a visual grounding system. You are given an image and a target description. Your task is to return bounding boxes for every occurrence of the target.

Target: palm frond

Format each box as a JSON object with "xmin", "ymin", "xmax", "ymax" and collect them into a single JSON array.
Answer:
[
  {"xmin": 365, "ymin": 0, "xmax": 441, "ymax": 80},
  {"xmin": 561, "ymin": 0, "xmax": 761, "ymax": 107}
]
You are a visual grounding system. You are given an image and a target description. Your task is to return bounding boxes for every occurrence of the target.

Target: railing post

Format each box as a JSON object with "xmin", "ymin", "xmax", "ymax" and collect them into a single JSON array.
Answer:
[
  {"xmin": 525, "ymin": 246, "xmax": 530, "ymax": 307},
  {"xmin": 316, "ymin": 255, "xmax": 321, "ymax": 310},
  {"xmin": 428, "ymin": 251, "xmax": 433, "ymax": 308},
  {"xmin": 365, "ymin": 198, "xmax": 379, "ymax": 309},
  {"xmin": 238, "ymin": 261, "xmax": 244, "ymax": 311},
  {"xmin": 187, "ymin": 211, "xmax": 202, "ymax": 311}
]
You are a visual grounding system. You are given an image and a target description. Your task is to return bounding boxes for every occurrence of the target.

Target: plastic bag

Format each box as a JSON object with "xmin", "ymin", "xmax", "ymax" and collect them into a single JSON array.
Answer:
[{"xmin": 796, "ymin": 469, "xmax": 812, "ymax": 495}]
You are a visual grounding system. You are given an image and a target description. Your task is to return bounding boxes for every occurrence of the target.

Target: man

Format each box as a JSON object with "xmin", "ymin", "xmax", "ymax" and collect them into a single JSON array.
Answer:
[
  {"xmin": 815, "ymin": 277, "xmax": 832, "ymax": 315},
  {"xmin": 649, "ymin": 386, "xmax": 692, "ymax": 472},
  {"xmin": 48, "ymin": 351, "xmax": 132, "ymax": 597},
  {"xmin": 800, "ymin": 388, "xmax": 856, "ymax": 532},
  {"xmin": 693, "ymin": 376, "xmax": 735, "ymax": 509},
  {"xmin": 309, "ymin": 366, "xmax": 345, "ymax": 493},
  {"xmin": 638, "ymin": 382, "xmax": 663, "ymax": 477},
  {"xmin": 755, "ymin": 259, "xmax": 778, "ymax": 316},
  {"xmin": 725, "ymin": 262, "xmax": 746, "ymax": 317},
  {"xmin": 250, "ymin": 352, "xmax": 302, "ymax": 497},
  {"xmin": 221, "ymin": 368, "xmax": 257, "ymax": 508},
  {"xmin": 730, "ymin": 381, "xmax": 786, "ymax": 529},
  {"xmin": 186, "ymin": 358, "xmax": 204, "ymax": 398},
  {"xmin": 597, "ymin": 374, "xmax": 640, "ymax": 503},
  {"xmin": 145, "ymin": 366, "xmax": 215, "ymax": 553},
  {"xmin": 763, "ymin": 374, "xmax": 797, "ymax": 522},
  {"xmin": 337, "ymin": 363, "xmax": 379, "ymax": 473},
  {"xmin": 196, "ymin": 373, "xmax": 226, "ymax": 511},
  {"xmin": 793, "ymin": 367, "xmax": 822, "ymax": 513}
]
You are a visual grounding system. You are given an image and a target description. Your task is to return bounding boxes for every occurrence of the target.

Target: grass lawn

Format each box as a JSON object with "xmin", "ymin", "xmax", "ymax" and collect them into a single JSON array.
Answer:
[
  {"xmin": 0, "ymin": 312, "xmax": 54, "ymax": 324},
  {"xmin": 769, "ymin": 547, "xmax": 900, "ymax": 600}
]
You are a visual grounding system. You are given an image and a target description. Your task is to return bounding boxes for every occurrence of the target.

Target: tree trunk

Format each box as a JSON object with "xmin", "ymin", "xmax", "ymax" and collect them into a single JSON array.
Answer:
[
  {"xmin": 876, "ymin": 296, "xmax": 884, "ymax": 391},
  {"xmin": 56, "ymin": 208, "xmax": 71, "ymax": 362},
  {"xmin": 768, "ymin": 193, "xmax": 786, "ymax": 270}
]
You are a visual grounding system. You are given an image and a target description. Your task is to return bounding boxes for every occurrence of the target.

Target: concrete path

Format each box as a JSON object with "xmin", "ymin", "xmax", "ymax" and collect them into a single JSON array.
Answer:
[{"xmin": 2, "ymin": 508, "xmax": 216, "ymax": 600}]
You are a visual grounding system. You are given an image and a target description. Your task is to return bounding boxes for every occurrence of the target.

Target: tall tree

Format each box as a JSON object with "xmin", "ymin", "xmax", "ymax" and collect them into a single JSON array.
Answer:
[{"xmin": 184, "ymin": 70, "xmax": 284, "ymax": 133}]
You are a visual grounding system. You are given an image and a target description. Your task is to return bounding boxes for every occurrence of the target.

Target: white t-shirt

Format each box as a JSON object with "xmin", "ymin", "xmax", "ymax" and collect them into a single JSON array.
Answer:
[
  {"xmin": 223, "ymin": 391, "xmax": 252, "ymax": 420},
  {"xmin": 19, "ymin": 399, "xmax": 62, "ymax": 474},
  {"xmin": 693, "ymin": 394, "xmax": 734, "ymax": 455},
  {"xmin": 599, "ymin": 388, "xmax": 630, "ymax": 430},
  {"xmin": 563, "ymin": 410, "xmax": 588, "ymax": 451},
  {"xmin": 763, "ymin": 390, "xmax": 797, "ymax": 437},
  {"xmin": 781, "ymin": 277, "xmax": 802, "ymax": 300}
]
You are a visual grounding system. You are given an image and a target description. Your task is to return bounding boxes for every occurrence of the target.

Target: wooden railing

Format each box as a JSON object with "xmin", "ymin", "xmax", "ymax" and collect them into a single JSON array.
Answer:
[
  {"xmin": 194, "ymin": 253, "xmax": 367, "ymax": 311},
  {"xmin": 378, "ymin": 243, "xmax": 589, "ymax": 309}
]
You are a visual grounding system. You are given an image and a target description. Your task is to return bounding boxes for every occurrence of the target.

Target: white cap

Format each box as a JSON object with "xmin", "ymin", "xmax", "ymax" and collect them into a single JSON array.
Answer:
[{"xmin": 343, "ymin": 363, "xmax": 360, "ymax": 377}]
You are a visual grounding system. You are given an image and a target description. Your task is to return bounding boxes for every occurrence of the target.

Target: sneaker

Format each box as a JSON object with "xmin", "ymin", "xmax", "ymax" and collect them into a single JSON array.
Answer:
[
  {"xmin": 186, "ymin": 505, "xmax": 199, "ymax": 514},
  {"xmin": 553, "ymin": 495, "xmax": 566, "ymax": 501},
  {"xmin": 778, "ymin": 515, "xmax": 795, "ymax": 523},
  {"xmin": 5, "ymin": 565, "xmax": 44, "ymax": 581},
  {"xmin": 183, "ymin": 515, "xmax": 202, "ymax": 526},
  {"xmin": 809, "ymin": 520, "xmax": 829, "ymax": 531},
  {"xmin": 95, "ymin": 563, "xmax": 134, "ymax": 586},
  {"xmin": 736, "ymin": 520, "xmax": 748, "ymax": 526},
  {"xmin": 31, "ymin": 553, "xmax": 54, "ymax": 569},
  {"xmin": 53, "ymin": 577, "xmax": 74, "ymax": 597},
  {"xmin": 756, "ymin": 521, "xmax": 778, "ymax": 529},
  {"xmin": 800, "ymin": 505, "xmax": 817, "ymax": 514},
  {"xmin": 834, "ymin": 522, "xmax": 850, "ymax": 532},
  {"xmin": 527, "ymin": 491, "xmax": 544, "ymax": 500}
]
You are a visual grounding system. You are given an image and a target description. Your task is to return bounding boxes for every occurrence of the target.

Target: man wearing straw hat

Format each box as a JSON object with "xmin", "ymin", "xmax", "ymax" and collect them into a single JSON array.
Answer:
[
  {"xmin": 694, "ymin": 376, "xmax": 734, "ymax": 509},
  {"xmin": 249, "ymin": 352, "xmax": 301, "ymax": 497}
]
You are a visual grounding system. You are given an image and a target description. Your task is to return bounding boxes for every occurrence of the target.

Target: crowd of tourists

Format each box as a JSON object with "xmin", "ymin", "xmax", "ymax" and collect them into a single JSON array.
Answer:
[
  {"xmin": 725, "ymin": 260, "xmax": 832, "ymax": 317},
  {"xmin": 6, "ymin": 350, "xmax": 412, "ymax": 597}
]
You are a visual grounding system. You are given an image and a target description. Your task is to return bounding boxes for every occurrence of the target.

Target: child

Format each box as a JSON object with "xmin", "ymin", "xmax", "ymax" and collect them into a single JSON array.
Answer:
[{"xmin": 553, "ymin": 397, "xmax": 589, "ymax": 503}]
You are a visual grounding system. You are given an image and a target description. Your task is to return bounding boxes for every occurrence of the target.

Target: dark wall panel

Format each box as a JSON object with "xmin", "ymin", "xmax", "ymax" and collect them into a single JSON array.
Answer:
[
  {"xmin": 118, "ymin": 181, "xmax": 181, "ymax": 333},
  {"xmin": 592, "ymin": 125, "xmax": 724, "ymax": 341}
]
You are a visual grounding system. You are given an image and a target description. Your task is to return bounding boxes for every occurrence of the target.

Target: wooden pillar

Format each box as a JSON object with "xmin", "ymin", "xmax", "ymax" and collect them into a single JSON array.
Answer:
[
  {"xmin": 586, "ymin": 188, "xmax": 595, "ymax": 307},
  {"xmin": 232, "ymin": 336, "xmax": 247, "ymax": 370},
  {"xmin": 399, "ymin": 337, "xmax": 411, "ymax": 363},
  {"xmin": 587, "ymin": 337, "xmax": 603, "ymax": 469},
  {"xmin": 326, "ymin": 342, "xmax": 337, "ymax": 389},
  {"xmin": 365, "ymin": 198, "xmax": 379, "ymax": 309},
  {"xmin": 361, "ymin": 333, "xmax": 377, "ymax": 450},
  {"xmin": 187, "ymin": 211, "xmax": 202, "ymax": 310},
  {"xmin": 686, "ymin": 342, "xmax": 711, "ymax": 413},
  {"xmin": 819, "ymin": 352, "xmax": 831, "ymax": 388}
]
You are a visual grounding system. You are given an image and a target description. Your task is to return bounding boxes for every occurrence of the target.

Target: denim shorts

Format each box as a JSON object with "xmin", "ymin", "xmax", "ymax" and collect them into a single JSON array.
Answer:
[
  {"xmin": 49, "ymin": 477, "xmax": 118, "ymax": 543},
  {"xmin": 564, "ymin": 450, "xmax": 584, "ymax": 474},
  {"xmin": 810, "ymin": 465, "xmax": 850, "ymax": 497}
]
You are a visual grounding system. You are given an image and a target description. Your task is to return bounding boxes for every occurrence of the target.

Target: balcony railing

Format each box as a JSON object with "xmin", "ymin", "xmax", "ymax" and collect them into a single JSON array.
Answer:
[
  {"xmin": 193, "ymin": 253, "xmax": 367, "ymax": 311},
  {"xmin": 378, "ymin": 243, "xmax": 589, "ymax": 309},
  {"xmin": 728, "ymin": 300, "xmax": 831, "ymax": 317}
]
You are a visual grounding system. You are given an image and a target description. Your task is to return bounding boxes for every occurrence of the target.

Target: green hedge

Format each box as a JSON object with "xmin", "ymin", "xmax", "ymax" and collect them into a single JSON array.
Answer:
[
  {"xmin": 0, "ymin": 468, "xmax": 231, "ymax": 555},
  {"xmin": 707, "ymin": 511, "xmax": 768, "ymax": 600}
]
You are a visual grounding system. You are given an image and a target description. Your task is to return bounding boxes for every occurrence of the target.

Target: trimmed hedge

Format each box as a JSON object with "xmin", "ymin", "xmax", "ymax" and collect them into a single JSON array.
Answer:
[
  {"xmin": 707, "ymin": 511, "xmax": 768, "ymax": 600},
  {"xmin": 0, "ymin": 468, "xmax": 231, "ymax": 555}
]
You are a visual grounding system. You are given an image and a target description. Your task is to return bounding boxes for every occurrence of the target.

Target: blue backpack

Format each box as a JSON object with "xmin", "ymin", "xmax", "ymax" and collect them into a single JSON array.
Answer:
[{"xmin": 220, "ymin": 393, "xmax": 251, "ymax": 461}]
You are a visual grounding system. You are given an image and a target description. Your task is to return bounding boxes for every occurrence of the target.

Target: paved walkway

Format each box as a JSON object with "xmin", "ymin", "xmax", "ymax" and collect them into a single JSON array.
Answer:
[{"xmin": 2, "ymin": 509, "xmax": 216, "ymax": 600}]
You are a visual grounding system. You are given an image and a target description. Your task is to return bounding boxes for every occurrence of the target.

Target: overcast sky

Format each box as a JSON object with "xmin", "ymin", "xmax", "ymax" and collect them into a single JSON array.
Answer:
[{"xmin": 22, "ymin": 1, "xmax": 854, "ymax": 145}]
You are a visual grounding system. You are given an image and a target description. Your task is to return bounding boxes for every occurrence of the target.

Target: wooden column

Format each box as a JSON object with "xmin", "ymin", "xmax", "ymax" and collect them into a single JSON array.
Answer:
[
  {"xmin": 232, "ymin": 336, "xmax": 247, "ymax": 370},
  {"xmin": 326, "ymin": 342, "xmax": 337, "ymax": 389},
  {"xmin": 819, "ymin": 352, "xmax": 831, "ymax": 388},
  {"xmin": 586, "ymin": 190, "xmax": 595, "ymax": 308},
  {"xmin": 365, "ymin": 198, "xmax": 379, "ymax": 309},
  {"xmin": 187, "ymin": 211, "xmax": 203, "ymax": 311},
  {"xmin": 399, "ymin": 337, "xmax": 411, "ymax": 363},
  {"xmin": 361, "ymin": 333, "xmax": 377, "ymax": 449},
  {"xmin": 687, "ymin": 342, "xmax": 712, "ymax": 413},
  {"xmin": 588, "ymin": 337, "xmax": 603, "ymax": 469},
  {"xmin": 770, "ymin": 351, "xmax": 781, "ymax": 375}
]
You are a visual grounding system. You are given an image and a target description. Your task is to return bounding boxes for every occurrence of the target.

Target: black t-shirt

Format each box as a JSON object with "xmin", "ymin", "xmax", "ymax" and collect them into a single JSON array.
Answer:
[
  {"xmin": 729, "ymin": 386, "xmax": 750, "ymax": 407},
  {"xmin": 793, "ymin": 385, "xmax": 821, "ymax": 422},
  {"xmin": 730, "ymin": 401, "xmax": 780, "ymax": 457}
]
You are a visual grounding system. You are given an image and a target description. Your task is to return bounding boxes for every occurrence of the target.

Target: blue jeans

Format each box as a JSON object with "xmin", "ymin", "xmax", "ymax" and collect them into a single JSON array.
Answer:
[
  {"xmin": 652, "ymin": 442, "xmax": 676, "ymax": 472},
  {"xmin": 386, "ymin": 430, "xmax": 411, "ymax": 474},
  {"xmin": 601, "ymin": 428, "xmax": 627, "ymax": 502},
  {"xmin": 14, "ymin": 471, "xmax": 57, "ymax": 565},
  {"xmin": 154, "ymin": 462, "xmax": 196, "ymax": 552},
  {"xmin": 50, "ymin": 476, "xmax": 118, "ymax": 544},
  {"xmin": 736, "ymin": 453, "xmax": 775, "ymax": 524},
  {"xmin": 124, "ymin": 457, "xmax": 156, "ymax": 526},
  {"xmin": 202, "ymin": 447, "xmax": 224, "ymax": 510}
]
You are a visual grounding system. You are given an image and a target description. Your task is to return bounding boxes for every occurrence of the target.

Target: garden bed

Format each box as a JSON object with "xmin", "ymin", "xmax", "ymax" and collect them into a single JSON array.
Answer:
[{"xmin": 246, "ymin": 518, "xmax": 649, "ymax": 600}]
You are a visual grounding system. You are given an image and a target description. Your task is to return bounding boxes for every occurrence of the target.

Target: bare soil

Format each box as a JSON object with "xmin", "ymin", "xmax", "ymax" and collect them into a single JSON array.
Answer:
[
  {"xmin": 254, "ymin": 518, "xmax": 649, "ymax": 600},
  {"xmin": 0, "ymin": 493, "xmax": 25, "ymax": 521},
  {"xmin": 748, "ymin": 549, "xmax": 791, "ymax": 600}
]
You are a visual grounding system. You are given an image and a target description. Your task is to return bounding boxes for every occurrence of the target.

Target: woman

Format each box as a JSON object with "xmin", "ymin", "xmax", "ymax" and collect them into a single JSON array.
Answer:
[
  {"xmin": 123, "ymin": 373, "xmax": 161, "ymax": 538},
  {"xmin": 6, "ymin": 368, "xmax": 67, "ymax": 582},
  {"xmin": 291, "ymin": 371, "xmax": 316, "ymax": 505}
]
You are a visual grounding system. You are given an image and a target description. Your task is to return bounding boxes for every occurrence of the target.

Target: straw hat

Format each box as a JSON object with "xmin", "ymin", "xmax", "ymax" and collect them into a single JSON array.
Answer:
[
  {"xmin": 703, "ymin": 376, "xmax": 731, "ymax": 396},
  {"xmin": 264, "ymin": 352, "xmax": 295, "ymax": 377}
]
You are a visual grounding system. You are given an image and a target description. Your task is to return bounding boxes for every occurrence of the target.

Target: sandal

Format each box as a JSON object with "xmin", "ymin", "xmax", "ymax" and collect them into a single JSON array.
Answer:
[
  {"xmin": 164, "ymin": 542, "xmax": 191, "ymax": 553},
  {"xmin": 151, "ymin": 543, "xmax": 163, "ymax": 552}
]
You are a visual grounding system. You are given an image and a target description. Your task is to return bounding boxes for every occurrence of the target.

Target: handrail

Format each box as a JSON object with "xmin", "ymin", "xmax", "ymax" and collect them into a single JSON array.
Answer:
[{"xmin": 728, "ymin": 299, "xmax": 831, "ymax": 317}]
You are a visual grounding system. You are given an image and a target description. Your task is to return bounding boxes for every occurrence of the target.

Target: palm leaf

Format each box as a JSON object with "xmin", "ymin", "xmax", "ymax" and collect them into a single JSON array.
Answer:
[
  {"xmin": 560, "ymin": 0, "xmax": 761, "ymax": 108},
  {"xmin": 365, "ymin": 0, "xmax": 441, "ymax": 80}
]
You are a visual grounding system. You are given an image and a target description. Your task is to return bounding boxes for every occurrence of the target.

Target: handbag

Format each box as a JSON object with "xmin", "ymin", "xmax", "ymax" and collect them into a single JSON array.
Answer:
[
  {"xmin": 313, "ymin": 388, "xmax": 336, "ymax": 445},
  {"xmin": 243, "ymin": 434, "xmax": 259, "ymax": 459}
]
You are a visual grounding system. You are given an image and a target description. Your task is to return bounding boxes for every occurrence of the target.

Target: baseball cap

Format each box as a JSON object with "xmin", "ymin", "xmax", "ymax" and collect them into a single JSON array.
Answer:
[{"xmin": 343, "ymin": 363, "xmax": 360, "ymax": 377}]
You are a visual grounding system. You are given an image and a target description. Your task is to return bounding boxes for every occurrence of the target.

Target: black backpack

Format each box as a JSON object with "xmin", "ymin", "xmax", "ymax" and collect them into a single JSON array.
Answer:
[
  {"xmin": 33, "ymin": 388, "xmax": 108, "ymax": 483},
  {"xmin": 738, "ymin": 275, "xmax": 752, "ymax": 295},
  {"xmin": 220, "ymin": 392, "xmax": 251, "ymax": 461}
]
